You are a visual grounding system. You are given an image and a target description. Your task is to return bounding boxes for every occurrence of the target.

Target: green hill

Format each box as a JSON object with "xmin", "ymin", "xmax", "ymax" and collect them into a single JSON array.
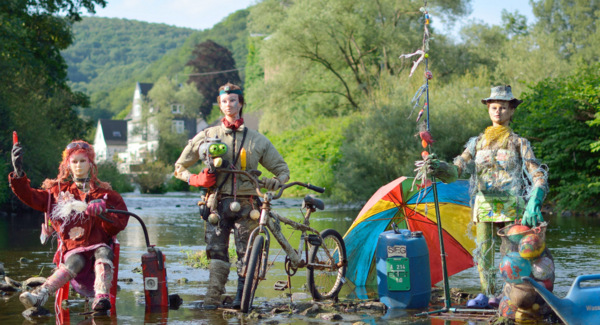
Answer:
[{"xmin": 63, "ymin": 10, "xmax": 249, "ymax": 120}]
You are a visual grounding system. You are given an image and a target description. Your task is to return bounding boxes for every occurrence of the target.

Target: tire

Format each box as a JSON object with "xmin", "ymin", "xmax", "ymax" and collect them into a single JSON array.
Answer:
[
  {"xmin": 307, "ymin": 229, "xmax": 347, "ymax": 300},
  {"xmin": 241, "ymin": 235, "xmax": 264, "ymax": 313}
]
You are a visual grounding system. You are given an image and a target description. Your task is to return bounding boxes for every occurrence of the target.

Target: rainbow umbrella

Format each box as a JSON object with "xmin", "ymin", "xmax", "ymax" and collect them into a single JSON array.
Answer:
[{"xmin": 343, "ymin": 176, "xmax": 475, "ymax": 288}]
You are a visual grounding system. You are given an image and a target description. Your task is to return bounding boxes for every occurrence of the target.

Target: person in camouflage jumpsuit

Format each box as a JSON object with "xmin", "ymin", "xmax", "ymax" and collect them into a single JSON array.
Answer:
[
  {"xmin": 174, "ymin": 83, "xmax": 290, "ymax": 309},
  {"xmin": 425, "ymin": 85, "xmax": 548, "ymax": 301}
]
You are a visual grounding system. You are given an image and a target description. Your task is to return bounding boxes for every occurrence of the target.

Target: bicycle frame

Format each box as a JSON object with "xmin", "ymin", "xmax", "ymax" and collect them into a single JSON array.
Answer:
[{"xmin": 242, "ymin": 193, "xmax": 323, "ymax": 280}]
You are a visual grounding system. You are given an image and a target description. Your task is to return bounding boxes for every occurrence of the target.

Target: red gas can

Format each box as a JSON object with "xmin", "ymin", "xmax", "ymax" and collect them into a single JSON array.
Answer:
[{"xmin": 142, "ymin": 246, "xmax": 169, "ymax": 308}]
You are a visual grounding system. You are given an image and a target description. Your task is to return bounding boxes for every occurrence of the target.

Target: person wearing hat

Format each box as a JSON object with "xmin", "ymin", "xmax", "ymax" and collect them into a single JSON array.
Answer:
[
  {"xmin": 424, "ymin": 85, "xmax": 548, "ymax": 305},
  {"xmin": 174, "ymin": 82, "xmax": 290, "ymax": 309}
]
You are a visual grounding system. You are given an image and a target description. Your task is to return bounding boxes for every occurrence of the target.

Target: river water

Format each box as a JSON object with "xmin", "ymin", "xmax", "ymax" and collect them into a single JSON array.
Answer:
[{"xmin": 1, "ymin": 192, "xmax": 598, "ymax": 324}]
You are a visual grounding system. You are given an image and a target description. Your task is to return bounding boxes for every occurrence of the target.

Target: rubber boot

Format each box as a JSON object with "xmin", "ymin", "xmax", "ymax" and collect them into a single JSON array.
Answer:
[
  {"xmin": 230, "ymin": 277, "xmax": 245, "ymax": 309},
  {"xmin": 92, "ymin": 258, "xmax": 114, "ymax": 311},
  {"xmin": 202, "ymin": 259, "xmax": 230, "ymax": 309},
  {"xmin": 20, "ymin": 264, "xmax": 76, "ymax": 309}
]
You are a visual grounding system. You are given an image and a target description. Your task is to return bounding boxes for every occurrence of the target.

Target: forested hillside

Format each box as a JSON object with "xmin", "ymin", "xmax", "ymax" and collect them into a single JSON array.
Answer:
[
  {"xmin": 63, "ymin": 10, "xmax": 249, "ymax": 120},
  {"xmin": 63, "ymin": 17, "xmax": 194, "ymax": 118}
]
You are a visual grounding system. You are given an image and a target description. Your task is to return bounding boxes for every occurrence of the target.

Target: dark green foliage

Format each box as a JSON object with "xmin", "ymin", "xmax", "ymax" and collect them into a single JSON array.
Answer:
[
  {"xmin": 97, "ymin": 162, "xmax": 134, "ymax": 193},
  {"xmin": 1, "ymin": 0, "xmax": 98, "ymax": 209},
  {"xmin": 166, "ymin": 176, "xmax": 191, "ymax": 192},
  {"xmin": 513, "ymin": 64, "xmax": 600, "ymax": 212},
  {"xmin": 187, "ymin": 40, "xmax": 241, "ymax": 118}
]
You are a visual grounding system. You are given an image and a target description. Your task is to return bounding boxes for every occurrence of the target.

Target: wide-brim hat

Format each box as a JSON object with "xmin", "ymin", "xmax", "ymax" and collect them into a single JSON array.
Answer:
[{"xmin": 481, "ymin": 85, "xmax": 523, "ymax": 107}]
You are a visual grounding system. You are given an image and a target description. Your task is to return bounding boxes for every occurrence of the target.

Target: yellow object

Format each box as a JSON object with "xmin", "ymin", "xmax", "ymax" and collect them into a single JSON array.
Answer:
[
  {"xmin": 240, "ymin": 148, "xmax": 246, "ymax": 170},
  {"xmin": 483, "ymin": 125, "xmax": 511, "ymax": 147},
  {"xmin": 213, "ymin": 157, "xmax": 223, "ymax": 167}
]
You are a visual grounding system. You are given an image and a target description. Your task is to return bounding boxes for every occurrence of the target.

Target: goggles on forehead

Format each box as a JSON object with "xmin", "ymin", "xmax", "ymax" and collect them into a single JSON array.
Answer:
[
  {"xmin": 219, "ymin": 85, "xmax": 243, "ymax": 96},
  {"xmin": 66, "ymin": 142, "xmax": 90, "ymax": 150}
]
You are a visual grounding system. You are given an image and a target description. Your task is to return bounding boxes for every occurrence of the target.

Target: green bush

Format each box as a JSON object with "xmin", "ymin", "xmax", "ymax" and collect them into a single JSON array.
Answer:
[
  {"xmin": 134, "ymin": 161, "xmax": 170, "ymax": 194},
  {"xmin": 97, "ymin": 162, "xmax": 134, "ymax": 193}
]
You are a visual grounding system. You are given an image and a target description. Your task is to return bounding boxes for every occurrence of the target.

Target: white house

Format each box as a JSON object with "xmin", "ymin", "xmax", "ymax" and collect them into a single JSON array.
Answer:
[
  {"xmin": 93, "ymin": 119, "xmax": 127, "ymax": 163},
  {"xmin": 114, "ymin": 81, "xmax": 207, "ymax": 173}
]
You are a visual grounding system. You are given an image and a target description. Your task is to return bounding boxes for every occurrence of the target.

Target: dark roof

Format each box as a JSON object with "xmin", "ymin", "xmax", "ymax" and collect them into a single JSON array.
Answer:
[
  {"xmin": 99, "ymin": 119, "xmax": 127, "ymax": 145},
  {"xmin": 138, "ymin": 82, "xmax": 154, "ymax": 97}
]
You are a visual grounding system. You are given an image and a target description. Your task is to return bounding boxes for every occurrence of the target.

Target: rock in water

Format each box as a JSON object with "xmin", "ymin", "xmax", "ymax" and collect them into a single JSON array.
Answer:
[
  {"xmin": 0, "ymin": 283, "xmax": 17, "ymax": 292},
  {"xmin": 4, "ymin": 276, "xmax": 22, "ymax": 289},
  {"xmin": 23, "ymin": 277, "xmax": 47, "ymax": 289},
  {"xmin": 22, "ymin": 306, "xmax": 52, "ymax": 319}
]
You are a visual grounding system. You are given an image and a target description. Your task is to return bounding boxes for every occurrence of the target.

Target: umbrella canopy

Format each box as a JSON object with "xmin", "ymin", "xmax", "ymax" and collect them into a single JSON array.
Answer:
[{"xmin": 343, "ymin": 176, "xmax": 475, "ymax": 287}]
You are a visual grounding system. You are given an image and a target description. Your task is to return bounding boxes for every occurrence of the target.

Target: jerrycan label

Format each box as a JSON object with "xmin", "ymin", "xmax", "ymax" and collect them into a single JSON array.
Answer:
[
  {"xmin": 387, "ymin": 245, "xmax": 407, "ymax": 257},
  {"xmin": 387, "ymin": 257, "xmax": 410, "ymax": 291}
]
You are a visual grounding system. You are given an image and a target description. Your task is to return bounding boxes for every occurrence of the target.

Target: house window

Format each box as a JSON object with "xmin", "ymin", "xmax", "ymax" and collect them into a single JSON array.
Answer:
[
  {"xmin": 113, "ymin": 131, "xmax": 121, "ymax": 137},
  {"xmin": 172, "ymin": 120, "xmax": 185, "ymax": 134},
  {"xmin": 171, "ymin": 104, "xmax": 184, "ymax": 114}
]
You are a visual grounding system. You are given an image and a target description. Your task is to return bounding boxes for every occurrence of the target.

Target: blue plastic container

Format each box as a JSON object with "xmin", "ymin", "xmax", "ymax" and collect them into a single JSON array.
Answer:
[{"xmin": 376, "ymin": 228, "xmax": 431, "ymax": 309}]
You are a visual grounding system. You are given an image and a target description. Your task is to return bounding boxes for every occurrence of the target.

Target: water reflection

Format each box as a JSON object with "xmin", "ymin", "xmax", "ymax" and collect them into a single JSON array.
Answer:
[{"xmin": 1, "ymin": 192, "xmax": 599, "ymax": 324}]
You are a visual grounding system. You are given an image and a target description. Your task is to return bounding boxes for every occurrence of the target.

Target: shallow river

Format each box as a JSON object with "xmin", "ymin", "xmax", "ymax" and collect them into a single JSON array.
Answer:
[{"xmin": 1, "ymin": 192, "xmax": 599, "ymax": 324}]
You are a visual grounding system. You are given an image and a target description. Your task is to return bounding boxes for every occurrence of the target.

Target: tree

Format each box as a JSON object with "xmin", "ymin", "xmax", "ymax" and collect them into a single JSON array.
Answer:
[
  {"xmin": 246, "ymin": 0, "xmax": 471, "ymax": 133},
  {"xmin": 1, "ymin": 0, "xmax": 104, "ymax": 208},
  {"xmin": 513, "ymin": 64, "xmax": 600, "ymax": 213},
  {"xmin": 146, "ymin": 76, "xmax": 203, "ymax": 164},
  {"xmin": 186, "ymin": 40, "xmax": 241, "ymax": 118},
  {"xmin": 531, "ymin": 0, "xmax": 600, "ymax": 63}
]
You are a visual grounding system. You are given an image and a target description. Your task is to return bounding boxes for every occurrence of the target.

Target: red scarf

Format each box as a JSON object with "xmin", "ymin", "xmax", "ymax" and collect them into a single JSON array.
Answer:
[{"xmin": 222, "ymin": 117, "xmax": 244, "ymax": 130}]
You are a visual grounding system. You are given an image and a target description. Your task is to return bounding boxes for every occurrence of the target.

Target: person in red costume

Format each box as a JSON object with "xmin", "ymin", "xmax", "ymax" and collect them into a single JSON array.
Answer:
[{"xmin": 9, "ymin": 140, "xmax": 129, "ymax": 312}]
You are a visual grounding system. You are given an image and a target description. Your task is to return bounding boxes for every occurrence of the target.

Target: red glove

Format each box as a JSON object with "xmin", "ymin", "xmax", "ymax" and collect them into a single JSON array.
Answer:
[
  {"xmin": 86, "ymin": 194, "xmax": 107, "ymax": 217},
  {"xmin": 188, "ymin": 168, "xmax": 217, "ymax": 188}
]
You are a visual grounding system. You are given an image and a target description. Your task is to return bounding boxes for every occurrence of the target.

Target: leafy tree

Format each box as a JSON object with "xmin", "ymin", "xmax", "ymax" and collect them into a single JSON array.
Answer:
[
  {"xmin": 531, "ymin": 0, "xmax": 600, "ymax": 63},
  {"xmin": 97, "ymin": 162, "xmax": 134, "ymax": 193},
  {"xmin": 146, "ymin": 76, "xmax": 203, "ymax": 164},
  {"xmin": 187, "ymin": 40, "xmax": 241, "ymax": 118},
  {"xmin": 513, "ymin": 64, "xmax": 600, "ymax": 213},
  {"xmin": 1, "ymin": 0, "xmax": 102, "ymax": 208},
  {"xmin": 246, "ymin": 0, "xmax": 471, "ymax": 133}
]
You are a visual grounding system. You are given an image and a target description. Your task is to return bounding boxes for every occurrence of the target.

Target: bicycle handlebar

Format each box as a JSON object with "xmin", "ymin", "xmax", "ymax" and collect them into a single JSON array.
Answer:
[{"xmin": 215, "ymin": 168, "xmax": 325, "ymax": 199}]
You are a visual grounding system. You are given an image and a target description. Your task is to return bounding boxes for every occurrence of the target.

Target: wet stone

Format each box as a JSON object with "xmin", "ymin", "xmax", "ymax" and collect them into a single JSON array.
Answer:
[
  {"xmin": 357, "ymin": 301, "xmax": 387, "ymax": 311},
  {"xmin": 23, "ymin": 277, "xmax": 46, "ymax": 289},
  {"xmin": 22, "ymin": 306, "xmax": 51, "ymax": 319},
  {"xmin": 300, "ymin": 303, "xmax": 321, "ymax": 316},
  {"xmin": 317, "ymin": 312, "xmax": 342, "ymax": 320},
  {"xmin": 0, "ymin": 283, "xmax": 17, "ymax": 292}
]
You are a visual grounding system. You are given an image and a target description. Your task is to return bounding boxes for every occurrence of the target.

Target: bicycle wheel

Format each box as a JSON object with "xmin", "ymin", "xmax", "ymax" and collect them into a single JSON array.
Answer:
[
  {"xmin": 241, "ymin": 235, "xmax": 264, "ymax": 313},
  {"xmin": 307, "ymin": 228, "xmax": 347, "ymax": 300}
]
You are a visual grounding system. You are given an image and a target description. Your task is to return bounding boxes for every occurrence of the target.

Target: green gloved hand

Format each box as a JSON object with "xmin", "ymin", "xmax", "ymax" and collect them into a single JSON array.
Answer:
[
  {"xmin": 522, "ymin": 187, "xmax": 545, "ymax": 226},
  {"xmin": 425, "ymin": 154, "xmax": 458, "ymax": 184}
]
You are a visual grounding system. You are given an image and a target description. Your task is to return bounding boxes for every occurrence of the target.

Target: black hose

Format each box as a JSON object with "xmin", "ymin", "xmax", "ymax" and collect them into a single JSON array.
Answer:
[{"xmin": 106, "ymin": 209, "xmax": 151, "ymax": 248}]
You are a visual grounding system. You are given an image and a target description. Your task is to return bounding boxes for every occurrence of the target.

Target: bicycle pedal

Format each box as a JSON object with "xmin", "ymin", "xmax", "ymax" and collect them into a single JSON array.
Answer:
[
  {"xmin": 308, "ymin": 234, "xmax": 322, "ymax": 246},
  {"xmin": 274, "ymin": 280, "xmax": 289, "ymax": 291}
]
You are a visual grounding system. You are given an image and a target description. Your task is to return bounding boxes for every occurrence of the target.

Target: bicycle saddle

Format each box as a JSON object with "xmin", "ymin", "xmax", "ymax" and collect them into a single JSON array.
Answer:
[{"xmin": 303, "ymin": 194, "xmax": 324, "ymax": 210}]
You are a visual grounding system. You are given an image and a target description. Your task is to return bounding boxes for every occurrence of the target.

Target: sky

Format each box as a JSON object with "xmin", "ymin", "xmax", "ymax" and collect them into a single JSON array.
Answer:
[{"xmin": 89, "ymin": 0, "xmax": 536, "ymax": 34}]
